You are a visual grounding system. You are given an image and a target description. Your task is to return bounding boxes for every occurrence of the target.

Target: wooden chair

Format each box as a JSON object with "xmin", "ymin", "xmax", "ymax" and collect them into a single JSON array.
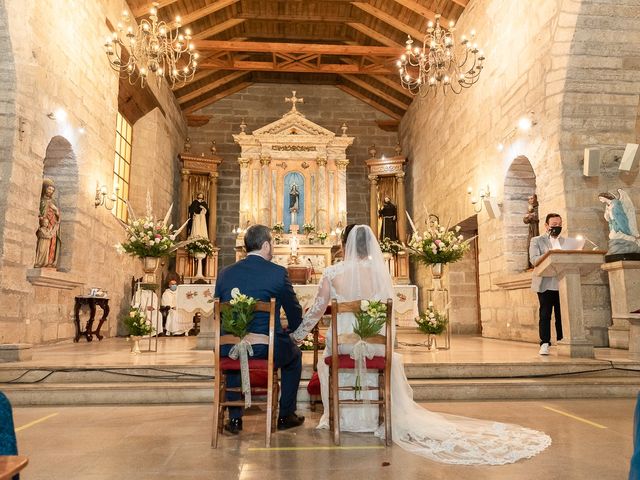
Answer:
[
  {"xmin": 211, "ymin": 298, "xmax": 279, "ymax": 448},
  {"xmin": 327, "ymin": 298, "xmax": 393, "ymax": 446},
  {"xmin": 307, "ymin": 305, "xmax": 331, "ymax": 411}
]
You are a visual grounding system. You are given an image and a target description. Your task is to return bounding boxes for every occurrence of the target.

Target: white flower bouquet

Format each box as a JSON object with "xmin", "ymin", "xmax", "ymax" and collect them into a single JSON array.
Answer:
[{"xmin": 407, "ymin": 219, "xmax": 472, "ymax": 265}]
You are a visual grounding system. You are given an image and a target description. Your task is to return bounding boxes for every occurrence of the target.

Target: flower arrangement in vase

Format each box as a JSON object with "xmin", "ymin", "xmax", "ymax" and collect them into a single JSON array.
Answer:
[
  {"xmin": 185, "ymin": 238, "xmax": 214, "ymax": 257},
  {"xmin": 299, "ymin": 332, "xmax": 326, "ymax": 351},
  {"xmin": 302, "ymin": 223, "xmax": 315, "ymax": 236},
  {"xmin": 415, "ymin": 302, "xmax": 448, "ymax": 350},
  {"xmin": 379, "ymin": 237, "xmax": 400, "ymax": 255},
  {"xmin": 123, "ymin": 307, "xmax": 155, "ymax": 337},
  {"xmin": 406, "ymin": 219, "xmax": 472, "ymax": 266},
  {"xmin": 115, "ymin": 192, "xmax": 189, "ymax": 259},
  {"xmin": 272, "ymin": 223, "xmax": 285, "ymax": 235},
  {"xmin": 316, "ymin": 231, "xmax": 328, "ymax": 244}
]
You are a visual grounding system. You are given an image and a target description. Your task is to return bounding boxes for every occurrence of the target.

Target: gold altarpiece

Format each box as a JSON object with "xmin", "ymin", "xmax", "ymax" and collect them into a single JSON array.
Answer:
[
  {"xmin": 233, "ymin": 92, "xmax": 354, "ymax": 275},
  {"xmin": 366, "ymin": 145, "xmax": 410, "ymax": 284},
  {"xmin": 176, "ymin": 143, "xmax": 222, "ymax": 281}
]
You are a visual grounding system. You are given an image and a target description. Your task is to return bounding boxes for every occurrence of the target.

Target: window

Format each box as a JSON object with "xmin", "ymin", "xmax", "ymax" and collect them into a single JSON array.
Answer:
[{"xmin": 113, "ymin": 112, "xmax": 132, "ymax": 221}]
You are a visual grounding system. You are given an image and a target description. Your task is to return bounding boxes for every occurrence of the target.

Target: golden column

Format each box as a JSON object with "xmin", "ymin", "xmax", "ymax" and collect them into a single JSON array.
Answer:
[
  {"xmin": 208, "ymin": 172, "xmax": 218, "ymax": 245},
  {"xmin": 368, "ymin": 174, "xmax": 379, "ymax": 234},
  {"xmin": 396, "ymin": 172, "xmax": 407, "ymax": 243},
  {"xmin": 179, "ymin": 169, "xmax": 190, "ymax": 240}
]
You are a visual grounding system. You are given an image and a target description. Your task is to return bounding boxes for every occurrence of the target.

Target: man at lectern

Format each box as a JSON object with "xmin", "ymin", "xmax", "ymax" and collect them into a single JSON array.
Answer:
[{"xmin": 529, "ymin": 213, "xmax": 564, "ymax": 356}]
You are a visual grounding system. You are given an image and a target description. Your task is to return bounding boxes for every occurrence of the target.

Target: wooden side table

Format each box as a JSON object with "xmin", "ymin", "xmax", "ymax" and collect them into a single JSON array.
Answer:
[{"xmin": 74, "ymin": 296, "xmax": 110, "ymax": 342}]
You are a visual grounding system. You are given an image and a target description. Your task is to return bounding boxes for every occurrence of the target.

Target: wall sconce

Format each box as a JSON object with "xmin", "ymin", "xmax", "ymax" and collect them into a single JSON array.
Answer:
[
  {"xmin": 495, "ymin": 112, "xmax": 537, "ymax": 151},
  {"xmin": 468, "ymin": 185, "xmax": 501, "ymax": 218},
  {"xmin": 47, "ymin": 108, "xmax": 67, "ymax": 121},
  {"xmin": 94, "ymin": 182, "xmax": 119, "ymax": 210}
]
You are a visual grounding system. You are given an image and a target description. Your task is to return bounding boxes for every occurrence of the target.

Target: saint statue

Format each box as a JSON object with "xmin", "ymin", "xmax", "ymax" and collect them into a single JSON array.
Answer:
[
  {"xmin": 378, "ymin": 196, "xmax": 398, "ymax": 241},
  {"xmin": 598, "ymin": 189, "xmax": 640, "ymax": 256},
  {"xmin": 187, "ymin": 192, "xmax": 209, "ymax": 240},
  {"xmin": 35, "ymin": 178, "xmax": 61, "ymax": 268},
  {"xmin": 289, "ymin": 183, "xmax": 300, "ymax": 225},
  {"xmin": 523, "ymin": 194, "xmax": 540, "ymax": 269}
]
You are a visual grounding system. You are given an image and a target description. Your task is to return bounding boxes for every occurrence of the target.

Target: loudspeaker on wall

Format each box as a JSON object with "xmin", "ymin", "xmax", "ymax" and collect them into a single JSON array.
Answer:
[
  {"xmin": 619, "ymin": 143, "xmax": 639, "ymax": 171},
  {"xmin": 583, "ymin": 148, "xmax": 600, "ymax": 177}
]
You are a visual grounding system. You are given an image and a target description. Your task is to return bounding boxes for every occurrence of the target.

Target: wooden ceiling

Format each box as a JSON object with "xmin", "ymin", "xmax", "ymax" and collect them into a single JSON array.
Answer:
[{"xmin": 125, "ymin": 0, "xmax": 468, "ymax": 122}]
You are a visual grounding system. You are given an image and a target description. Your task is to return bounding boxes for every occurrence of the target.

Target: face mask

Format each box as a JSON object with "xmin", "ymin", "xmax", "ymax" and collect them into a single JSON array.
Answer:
[
  {"xmin": 169, "ymin": 285, "xmax": 177, "ymax": 291},
  {"xmin": 549, "ymin": 226, "xmax": 562, "ymax": 237}
]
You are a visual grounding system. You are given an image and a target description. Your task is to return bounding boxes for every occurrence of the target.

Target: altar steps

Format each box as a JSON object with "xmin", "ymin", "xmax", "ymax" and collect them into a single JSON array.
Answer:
[{"xmin": 1, "ymin": 360, "xmax": 638, "ymax": 406}]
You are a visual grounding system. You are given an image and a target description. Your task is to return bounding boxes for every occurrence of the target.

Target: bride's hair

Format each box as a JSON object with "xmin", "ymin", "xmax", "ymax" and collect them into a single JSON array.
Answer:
[{"xmin": 342, "ymin": 224, "xmax": 370, "ymax": 259}]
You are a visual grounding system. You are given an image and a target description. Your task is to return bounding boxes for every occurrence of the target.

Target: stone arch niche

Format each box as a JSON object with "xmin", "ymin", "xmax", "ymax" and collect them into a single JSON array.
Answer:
[
  {"xmin": 42, "ymin": 136, "xmax": 79, "ymax": 271},
  {"xmin": 503, "ymin": 155, "xmax": 537, "ymax": 273}
]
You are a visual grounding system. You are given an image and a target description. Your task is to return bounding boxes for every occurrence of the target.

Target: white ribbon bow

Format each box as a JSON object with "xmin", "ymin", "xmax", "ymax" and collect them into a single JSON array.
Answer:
[
  {"xmin": 350, "ymin": 338, "xmax": 375, "ymax": 401},
  {"xmin": 228, "ymin": 337, "xmax": 254, "ymax": 408}
]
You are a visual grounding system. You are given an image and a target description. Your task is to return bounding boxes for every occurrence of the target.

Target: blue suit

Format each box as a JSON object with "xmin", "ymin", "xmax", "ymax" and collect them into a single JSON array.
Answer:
[
  {"xmin": 214, "ymin": 254, "xmax": 303, "ymax": 419},
  {"xmin": 0, "ymin": 392, "xmax": 19, "ymax": 480},
  {"xmin": 631, "ymin": 392, "xmax": 640, "ymax": 480}
]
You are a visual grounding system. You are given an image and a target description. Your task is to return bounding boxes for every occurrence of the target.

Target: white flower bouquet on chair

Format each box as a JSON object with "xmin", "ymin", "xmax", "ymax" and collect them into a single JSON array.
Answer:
[{"xmin": 351, "ymin": 299, "xmax": 387, "ymax": 399}]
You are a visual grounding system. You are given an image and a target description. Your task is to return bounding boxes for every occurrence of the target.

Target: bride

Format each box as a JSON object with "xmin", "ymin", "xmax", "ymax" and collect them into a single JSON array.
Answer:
[{"xmin": 291, "ymin": 224, "xmax": 551, "ymax": 465}]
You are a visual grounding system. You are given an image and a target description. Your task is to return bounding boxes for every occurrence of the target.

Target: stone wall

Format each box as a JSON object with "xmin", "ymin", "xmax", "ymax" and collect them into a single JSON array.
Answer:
[
  {"xmin": 400, "ymin": 0, "xmax": 639, "ymax": 345},
  {"xmin": 186, "ymin": 84, "xmax": 399, "ymax": 269},
  {"xmin": 0, "ymin": 0, "xmax": 186, "ymax": 345}
]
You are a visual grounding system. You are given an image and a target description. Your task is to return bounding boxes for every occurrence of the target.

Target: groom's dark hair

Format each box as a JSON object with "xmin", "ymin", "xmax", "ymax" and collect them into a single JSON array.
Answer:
[{"xmin": 244, "ymin": 224, "xmax": 271, "ymax": 252}]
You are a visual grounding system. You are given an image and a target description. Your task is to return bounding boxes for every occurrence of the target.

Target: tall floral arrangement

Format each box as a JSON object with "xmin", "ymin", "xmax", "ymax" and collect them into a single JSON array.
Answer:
[
  {"xmin": 115, "ymin": 193, "xmax": 189, "ymax": 258},
  {"xmin": 406, "ymin": 218, "xmax": 472, "ymax": 266}
]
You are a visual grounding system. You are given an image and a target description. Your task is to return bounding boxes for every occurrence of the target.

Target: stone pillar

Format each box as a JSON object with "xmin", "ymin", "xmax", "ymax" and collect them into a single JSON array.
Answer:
[
  {"xmin": 369, "ymin": 174, "xmax": 379, "ymax": 234},
  {"xmin": 238, "ymin": 157, "xmax": 251, "ymax": 227},
  {"xmin": 259, "ymin": 155, "xmax": 271, "ymax": 225},
  {"xmin": 208, "ymin": 172, "xmax": 218, "ymax": 245},
  {"xmin": 180, "ymin": 169, "xmax": 190, "ymax": 240},
  {"xmin": 336, "ymin": 160, "xmax": 348, "ymax": 226},
  {"xmin": 396, "ymin": 172, "xmax": 407, "ymax": 244},
  {"xmin": 601, "ymin": 260, "xmax": 640, "ymax": 349},
  {"xmin": 316, "ymin": 156, "xmax": 328, "ymax": 231}
]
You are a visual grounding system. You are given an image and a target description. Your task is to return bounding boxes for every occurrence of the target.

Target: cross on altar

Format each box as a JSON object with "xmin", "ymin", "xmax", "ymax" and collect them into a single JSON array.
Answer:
[{"xmin": 285, "ymin": 91, "xmax": 304, "ymax": 112}]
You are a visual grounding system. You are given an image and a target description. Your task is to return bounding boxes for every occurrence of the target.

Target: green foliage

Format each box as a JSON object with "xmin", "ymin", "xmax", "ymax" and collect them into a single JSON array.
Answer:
[
  {"xmin": 221, "ymin": 288, "xmax": 257, "ymax": 338},
  {"xmin": 415, "ymin": 305, "xmax": 448, "ymax": 335},
  {"xmin": 185, "ymin": 238, "xmax": 214, "ymax": 256},
  {"xmin": 123, "ymin": 308, "xmax": 154, "ymax": 336},
  {"xmin": 353, "ymin": 300, "xmax": 387, "ymax": 339}
]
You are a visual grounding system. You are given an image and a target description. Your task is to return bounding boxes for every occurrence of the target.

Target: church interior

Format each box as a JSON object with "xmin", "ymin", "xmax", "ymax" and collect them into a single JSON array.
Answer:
[{"xmin": 0, "ymin": 0, "xmax": 639, "ymax": 478}]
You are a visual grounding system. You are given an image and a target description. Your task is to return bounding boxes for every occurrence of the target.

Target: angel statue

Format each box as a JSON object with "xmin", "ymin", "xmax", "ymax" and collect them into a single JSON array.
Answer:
[{"xmin": 598, "ymin": 189, "xmax": 640, "ymax": 256}]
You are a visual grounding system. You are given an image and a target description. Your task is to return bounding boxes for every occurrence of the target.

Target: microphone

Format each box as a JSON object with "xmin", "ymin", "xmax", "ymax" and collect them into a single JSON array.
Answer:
[{"xmin": 576, "ymin": 234, "xmax": 599, "ymax": 251}]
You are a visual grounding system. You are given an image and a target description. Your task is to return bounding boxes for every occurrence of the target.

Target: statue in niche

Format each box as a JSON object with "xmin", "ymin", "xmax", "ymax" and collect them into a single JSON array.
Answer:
[
  {"xmin": 289, "ymin": 183, "xmax": 300, "ymax": 225},
  {"xmin": 523, "ymin": 194, "xmax": 540, "ymax": 269},
  {"xmin": 378, "ymin": 196, "xmax": 398, "ymax": 241},
  {"xmin": 187, "ymin": 192, "xmax": 209, "ymax": 240},
  {"xmin": 35, "ymin": 178, "xmax": 61, "ymax": 268},
  {"xmin": 598, "ymin": 189, "xmax": 640, "ymax": 257}
]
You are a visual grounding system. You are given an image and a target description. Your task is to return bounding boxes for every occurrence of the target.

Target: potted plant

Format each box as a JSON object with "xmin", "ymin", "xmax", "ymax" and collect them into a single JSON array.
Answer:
[
  {"xmin": 316, "ymin": 231, "xmax": 328, "ymax": 245},
  {"xmin": 415, "ymin": 302, "xmax": 448, "ymax": 350},
  {"xmin": 302, "ymin": 223, "xmax": 315, "ymax": 236},
  {"xmin": 123, "ymin": 307, "xmax": 154, "ymax": 354}
]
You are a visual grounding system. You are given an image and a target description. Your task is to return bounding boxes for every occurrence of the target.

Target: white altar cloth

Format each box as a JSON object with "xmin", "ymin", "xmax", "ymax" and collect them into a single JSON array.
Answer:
[{"xmin": 175, "ymin": 284, "xmax": 216, "ymax": 333}]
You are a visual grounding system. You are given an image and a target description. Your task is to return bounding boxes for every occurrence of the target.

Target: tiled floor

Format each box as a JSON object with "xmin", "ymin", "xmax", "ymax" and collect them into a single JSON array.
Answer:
[{"xmin": 12, "ymin": 398, "xmax": 635, "ymax": 479}]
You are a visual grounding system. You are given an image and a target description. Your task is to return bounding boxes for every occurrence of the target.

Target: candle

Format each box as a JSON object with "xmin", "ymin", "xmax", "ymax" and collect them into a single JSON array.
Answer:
[{"xmin": 290, "ymin": 235, "xmax": 298, "ymax": 257}]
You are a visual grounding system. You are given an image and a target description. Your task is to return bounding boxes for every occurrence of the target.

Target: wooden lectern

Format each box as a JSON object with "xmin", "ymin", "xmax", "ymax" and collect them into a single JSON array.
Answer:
[{"xmin": 533, "ymin": 250, "xmax": 605, "ymax": 358}]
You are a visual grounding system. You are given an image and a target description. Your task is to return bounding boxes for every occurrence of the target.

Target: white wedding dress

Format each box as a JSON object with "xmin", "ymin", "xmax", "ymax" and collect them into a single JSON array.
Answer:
[{"xmin": 292, "ymin": 225, "xmax": 551, "ymax": 465}]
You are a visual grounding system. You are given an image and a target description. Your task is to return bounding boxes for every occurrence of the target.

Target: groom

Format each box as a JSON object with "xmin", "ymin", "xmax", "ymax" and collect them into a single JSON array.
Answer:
[{"xmin": 214, "ymin": 224, "xmax": 305, "ymax": 434}]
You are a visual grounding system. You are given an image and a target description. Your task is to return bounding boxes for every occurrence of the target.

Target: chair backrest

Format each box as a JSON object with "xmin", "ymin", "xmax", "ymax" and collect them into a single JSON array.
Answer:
[
  {"xmin": 330, "ymin": 298, "xmax": 393, "ymax": 365},
  {"xmin": 213, "ymin": 298, "xmax": 276, "ymax": 364}
]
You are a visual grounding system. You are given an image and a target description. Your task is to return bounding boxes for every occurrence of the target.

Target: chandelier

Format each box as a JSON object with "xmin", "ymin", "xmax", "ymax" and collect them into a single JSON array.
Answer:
[
  {"xmin": 104, "ymin": 3, "xmax": 199, "ymax": 88},
  {"xmin": 397, "ymin": 14, "xmax": 485, "ymax": 96}
]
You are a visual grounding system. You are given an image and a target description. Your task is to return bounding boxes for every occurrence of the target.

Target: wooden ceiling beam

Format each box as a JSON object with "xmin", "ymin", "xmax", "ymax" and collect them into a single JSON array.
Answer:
[
  {"xmin": 183, "ymin": 81, "xmax": 253, "ymax": 114},
  {"xmin": 390, "ymin": 0, "xmax": 449, "ymax": 24},
  {"xmin": 335, "ymin": 84, "xmax": 401, "ymax": 120},
  {"xmin": 450, "ymin": 0, "xmax": 469, "ymax": 6},
  {"xmin": 340, "ymin": 74, "xmax": 409, "ymax": 110},
  {"xmin": 351, "ymin": 2, "xmax": 423, "ymax": 39},
  {"xmin": 132, "ymin": 0, "xmax": 179, "ymax": 18},
  {"xmin": 193, "ymin": 18, "xmax": 246, "ymax": 40},
  {"xmin": 236, "ymin": 13, "xmax": 349, "ymax": 23},
  {"xmin": 178, "ymin": 71, "xmax": 249, "ymax": 104},
  {"xmin": 346, "ymin": 23, "xmax": 403, "ymax": 48},
  {"xmin": 199, "ymin": 59, "xmax": 393, "ymax": 74},
  {"xmin": 371, "ymin": 75, "xmax": 414, "ymax": 99},
  {"xmin": 193, "ymin": 40, "xmax": 401, "ymax": 56},
  {"xmin": 168, "ymin": 0, "xmax": 240, "ymax": 29}
]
